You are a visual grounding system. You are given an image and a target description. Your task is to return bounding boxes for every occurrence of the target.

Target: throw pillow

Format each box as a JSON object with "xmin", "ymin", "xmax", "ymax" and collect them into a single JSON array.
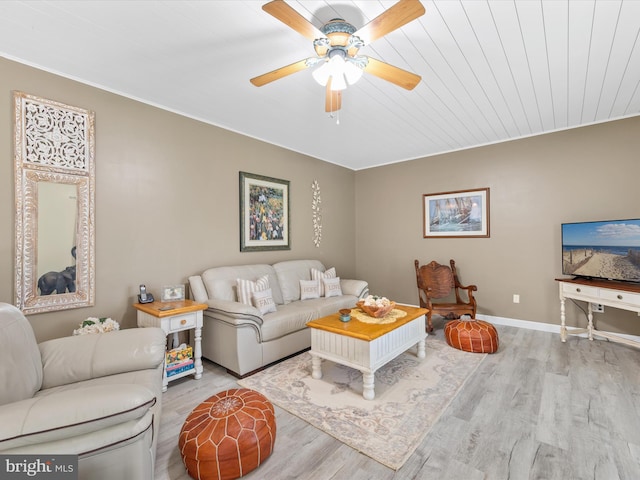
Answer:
[
  {"xmin": 252, "ymin": 288, "xmax": 277, "ymax": 315},
  {"xmin": 236, "ymin": 275, "xmax": 270, "ymax": 306},
  {"xmin": 299, "ymin": 279, "xmax": 320, "ymax": 300},
  {"xmin": 310, "ymin": 267, "xmax": 336, "ymax": 297},
  {"xmin": 322, "ymin": 277, "xmax": 342, "ymax": 298}
]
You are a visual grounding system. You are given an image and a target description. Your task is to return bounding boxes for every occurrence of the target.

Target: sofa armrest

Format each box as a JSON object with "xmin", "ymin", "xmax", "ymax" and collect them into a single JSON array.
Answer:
[
  {"xmin": 39, "ymin": 327, "xmax": 166, "ymax": 389},
  {"xmin": 205, "ymin": 299, "xmax": 264, "ymax": 326},
  {"xmin": 0, "ymin": 384, "xmax": 155, "ymax": 451},
  {"xmin": 340, "ymin": 279, "xmax": 369, "ymax": 299}
]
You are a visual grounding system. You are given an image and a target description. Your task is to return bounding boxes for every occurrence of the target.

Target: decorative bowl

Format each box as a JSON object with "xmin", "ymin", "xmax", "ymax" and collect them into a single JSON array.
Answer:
[{"xmin": 356, "ymin": 300, "xmax": 396, "ymax": 318}]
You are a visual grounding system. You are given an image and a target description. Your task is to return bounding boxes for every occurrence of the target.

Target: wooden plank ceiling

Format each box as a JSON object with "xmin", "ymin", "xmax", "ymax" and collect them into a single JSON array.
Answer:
[{"xmin": 0, "ymin": 0, "xmax": 638, "ymax": 170}]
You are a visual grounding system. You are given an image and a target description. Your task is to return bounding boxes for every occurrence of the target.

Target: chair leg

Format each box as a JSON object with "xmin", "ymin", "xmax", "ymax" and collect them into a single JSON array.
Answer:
[{"xmin": 426, "ymin": 312, "xmax": 433, "ymax": 333}]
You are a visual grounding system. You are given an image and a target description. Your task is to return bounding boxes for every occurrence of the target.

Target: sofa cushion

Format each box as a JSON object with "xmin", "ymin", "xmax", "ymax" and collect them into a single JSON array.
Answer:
[
  {"xmin": 260, "ymin": 304, "xmax": 315, "ymax": 342},
  {"xmin": 277, "ymin": 295, "xmax": 359, "ymax": 327},
  {"xmin": 311, "ymin": 267, "xmax": 336, "ymax": 296},
  {"xmin": 322, "ymin": 277, "xmax": 342, "ymax": 297},
  {"xmin": 252, "ymin": 288, "xmax": 277, "ymax": 315},
  {"xmin": 300, "ymin": 279, "xmax": 320, "ymax": 300},
  {"xmin": 274, "ymin": 260, "xmax": 325, "ymax": 304},
  {"xmin": 202, "ymin": 264, "xmax": 284, "ymax": 305},
  {"xmin": 237, "ymin": 275, "xmax": 270, "ymax": 306}
]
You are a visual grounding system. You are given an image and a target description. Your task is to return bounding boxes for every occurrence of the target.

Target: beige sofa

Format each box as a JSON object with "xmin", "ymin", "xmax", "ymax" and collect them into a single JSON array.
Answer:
[
  {"xmin": 0, "ymin": 302, "xmax": 166, "ymax": 480},
  {"xmin": 189, "ymin": 259, "xmax": 368, "ymax": 377}
]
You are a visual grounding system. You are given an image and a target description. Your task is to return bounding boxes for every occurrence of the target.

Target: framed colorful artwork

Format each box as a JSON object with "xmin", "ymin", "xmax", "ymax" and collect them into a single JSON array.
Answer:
[{"xmin": 240, "ymin": 171, "xmax": 290, "ymax": 251}]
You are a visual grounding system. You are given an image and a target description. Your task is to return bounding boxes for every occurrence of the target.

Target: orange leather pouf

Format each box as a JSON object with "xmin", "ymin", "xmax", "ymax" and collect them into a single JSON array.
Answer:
[
  {"xmin": 444, "ymin": 319, "xmax": 499, "ymax": 353},
  {"xmin": 179, "ymin": 388, "xmax": 276, "ymax": 480}
]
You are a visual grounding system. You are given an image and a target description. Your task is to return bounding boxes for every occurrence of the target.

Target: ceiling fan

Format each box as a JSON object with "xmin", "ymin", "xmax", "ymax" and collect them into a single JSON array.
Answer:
[{"xmin": 250, "ymin": 0, "xmax": 426, "ymax": 113}]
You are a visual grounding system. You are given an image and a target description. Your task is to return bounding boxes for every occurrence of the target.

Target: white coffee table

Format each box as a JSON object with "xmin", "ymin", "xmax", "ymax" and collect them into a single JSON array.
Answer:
[{"xmin": 306, "ymin": 305, "xmax": 428, "ymax": 400}]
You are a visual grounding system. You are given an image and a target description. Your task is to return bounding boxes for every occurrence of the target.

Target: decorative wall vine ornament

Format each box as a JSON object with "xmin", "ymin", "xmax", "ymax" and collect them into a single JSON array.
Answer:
[{"xmin": 312, "ymin": 180, "xmax": 322, "ymax": 248}]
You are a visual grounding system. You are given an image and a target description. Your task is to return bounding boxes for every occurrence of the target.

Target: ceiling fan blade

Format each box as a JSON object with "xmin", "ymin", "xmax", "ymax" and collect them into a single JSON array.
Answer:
[
  {"xmin": 354, "ymin": 0, "xmax": 425, "ymax": 45},
  {"xmin": 250, "ymin": 59, "xmax": 311, "ymax": 87},
  {"xmin": 363, "ymin": 57, "xmax": 421, "ymax": 90},
  {"xmin": 325, "ymin": 81, "xmax": 342, "ymax": 112},
  {"xmin": 262, "ymin": 0, "xmax": 325, "ymax": 41}
]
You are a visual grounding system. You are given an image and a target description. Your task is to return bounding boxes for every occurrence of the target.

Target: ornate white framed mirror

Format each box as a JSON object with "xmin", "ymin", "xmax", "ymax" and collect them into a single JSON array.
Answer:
[{"xmin": 14, "ymin": 91, "xmax": 95, "ymax": 314}]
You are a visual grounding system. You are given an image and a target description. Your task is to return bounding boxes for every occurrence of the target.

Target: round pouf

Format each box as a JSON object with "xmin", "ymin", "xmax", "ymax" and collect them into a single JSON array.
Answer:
[
  {"xmin": 179, "ymin": 388, "xmax": 276, "ymax": 480},
  {"xmin": 444, "ymin": 319, "xmax": 499, "ymax": 353}
]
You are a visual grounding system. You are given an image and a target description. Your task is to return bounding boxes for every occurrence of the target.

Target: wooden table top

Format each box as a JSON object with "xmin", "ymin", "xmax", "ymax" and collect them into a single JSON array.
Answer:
[
  {"xmin": 133, "ymin": 299, "xmax": 208, "ymax": 318},
  {"xmin": 307, "ymin": 304, "xmax": 428, "ymax": 341}
]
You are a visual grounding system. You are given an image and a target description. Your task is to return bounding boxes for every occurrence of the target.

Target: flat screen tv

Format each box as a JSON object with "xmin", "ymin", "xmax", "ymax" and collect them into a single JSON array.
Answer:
[{"xmin": 562, "ymin": 218, "xmax": 640, "ymax": 283}]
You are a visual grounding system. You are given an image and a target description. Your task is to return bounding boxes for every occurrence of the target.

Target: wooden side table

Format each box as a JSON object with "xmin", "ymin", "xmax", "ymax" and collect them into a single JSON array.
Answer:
[{"xmin": 134, "ymin": 299, "xmax": 207, "ymax": 392}]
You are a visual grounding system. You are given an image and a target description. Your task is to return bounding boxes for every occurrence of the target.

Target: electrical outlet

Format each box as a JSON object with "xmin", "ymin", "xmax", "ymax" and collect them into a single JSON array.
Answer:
[
  {"xmin": 591, "ymin": 303, "xmax": 604, "ymax": 313},
  {"xmin": 513, "ymin": 294, "xmax": 520, "ymax": 304}
]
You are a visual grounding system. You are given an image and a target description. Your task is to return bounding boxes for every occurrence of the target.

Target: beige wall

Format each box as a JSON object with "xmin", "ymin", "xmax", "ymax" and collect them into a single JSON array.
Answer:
[
  {"xmin": 355, "ymin": 116, "xmax": 640, "ymax": 335},
  {"xmin": 2, "ymin": 56, "xmax": 639, "ymax": 341},
  {"xmin": 1, "ymin": 57, "xmax": 356, "ymax": 341}
]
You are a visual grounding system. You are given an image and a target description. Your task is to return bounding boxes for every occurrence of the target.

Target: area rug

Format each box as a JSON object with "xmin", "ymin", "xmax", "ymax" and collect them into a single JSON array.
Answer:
[{"xmin": 238, "ymin": 335, "xmax": 487, "ymax": 470}]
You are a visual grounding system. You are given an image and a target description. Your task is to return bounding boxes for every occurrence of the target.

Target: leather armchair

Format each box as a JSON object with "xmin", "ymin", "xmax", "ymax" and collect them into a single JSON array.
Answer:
[{"xmin": 0, "ymin": 302, "xmax": 166, "ymax": 480}]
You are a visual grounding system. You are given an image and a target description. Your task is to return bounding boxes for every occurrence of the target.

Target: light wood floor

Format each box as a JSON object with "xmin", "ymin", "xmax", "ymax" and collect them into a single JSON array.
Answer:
[{"xmin": 154, "ymin": 322, "xmax": 640, "ymax": 480}]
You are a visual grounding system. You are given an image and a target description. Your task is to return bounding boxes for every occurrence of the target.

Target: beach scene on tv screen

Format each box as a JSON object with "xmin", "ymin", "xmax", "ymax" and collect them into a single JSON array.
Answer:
[{"xmin": 562, "ymin": 220, "xmax": 640, "ymax": 282}]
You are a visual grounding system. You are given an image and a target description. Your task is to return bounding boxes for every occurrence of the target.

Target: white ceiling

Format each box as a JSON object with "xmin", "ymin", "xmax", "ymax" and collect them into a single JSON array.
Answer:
[{"xmin": 1, "ymin": 1, "xmax": 639, "ymax": 170}]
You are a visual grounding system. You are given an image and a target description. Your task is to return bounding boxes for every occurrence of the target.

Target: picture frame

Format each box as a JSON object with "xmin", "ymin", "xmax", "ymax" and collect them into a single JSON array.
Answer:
[
  {"xmin": 423, "ymin": 188, "xmax": 490, "ymax": 238},
  {"xmin": 240, "ymin": 171, "xmax": 290, "ymax": 251},
  {"xmin": 161, "ymin": 284, "xmax": 185, "ymax": 302}
]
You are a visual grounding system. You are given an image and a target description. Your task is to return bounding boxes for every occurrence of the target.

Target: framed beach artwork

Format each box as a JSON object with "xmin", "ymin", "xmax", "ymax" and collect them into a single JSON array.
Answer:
[
  {"xmin": 240, "ymin": 171, "xmax": 290, "ymax": 252},
  {"xmin": 423, "ymin": 188, "xmax": 490, "ymax": 238}
]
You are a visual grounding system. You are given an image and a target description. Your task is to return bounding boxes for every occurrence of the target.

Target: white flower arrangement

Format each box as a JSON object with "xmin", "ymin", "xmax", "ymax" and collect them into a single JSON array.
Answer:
[
  {"xmin": 73, "ymin": 317, "xmax": 120, "ymax": 335},
  {"xmin": 362, "ymin": 295, "xmax": 392, "ymax": 308}
]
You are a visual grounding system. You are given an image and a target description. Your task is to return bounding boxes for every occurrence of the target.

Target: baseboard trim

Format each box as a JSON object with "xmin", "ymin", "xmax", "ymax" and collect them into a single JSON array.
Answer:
[{"xmin": 476, "ymin": 313, "xmax": 640, "ymax": 343}]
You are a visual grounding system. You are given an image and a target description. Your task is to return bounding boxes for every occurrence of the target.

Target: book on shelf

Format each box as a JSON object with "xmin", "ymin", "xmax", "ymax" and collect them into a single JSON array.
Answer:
[
  {"xmin": 166, "ymin": 361, "xmax": 194, "ymax": 377},
  {"xmin": 166, "ymin": 358, "xmax": 194, "ymax": 371},
  {"xmin": 166, "ymin": 344, "xmax": 193, "ymax": 366}
]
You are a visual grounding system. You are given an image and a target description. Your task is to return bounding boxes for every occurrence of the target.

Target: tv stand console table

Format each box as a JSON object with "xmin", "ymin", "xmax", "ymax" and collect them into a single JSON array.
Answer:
[{"xmin": 555, "ymin": 278, "xmax": 640, "ymax": 348}]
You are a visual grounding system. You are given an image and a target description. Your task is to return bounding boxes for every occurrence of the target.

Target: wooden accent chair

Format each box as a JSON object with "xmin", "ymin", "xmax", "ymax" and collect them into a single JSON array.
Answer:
[{"xmin": 414, "ymin": 259, "xmax": 478, "ymax": 332}]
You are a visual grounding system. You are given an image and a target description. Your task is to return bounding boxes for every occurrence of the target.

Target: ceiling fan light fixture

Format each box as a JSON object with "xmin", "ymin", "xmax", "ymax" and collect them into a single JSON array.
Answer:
[
  {"xmin": 329, "ymin": 72, "xmax": 347, "ymax": 91},
  {"xmin": 343, "ymin": 61, "xmax": 363, "ymax": 85},
  {"xmin": 312, "ymin": 61, "xmax": 331, "ymax": 86},
  {"xmin": 313, "ymin": 50, "xmax": 361, "ymax": 91}
]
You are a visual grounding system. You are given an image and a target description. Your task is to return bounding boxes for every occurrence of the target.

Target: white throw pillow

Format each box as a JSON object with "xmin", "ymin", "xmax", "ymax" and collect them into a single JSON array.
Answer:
[
  {"xmin": 310, "ymin": 267, "xmax": 336, "ymax": 297},
  {"xmin": 299, "ymin": 279, "xmax": 320, "ymax": 300},
  {"xmin": 322, "ymin": 277, "xmax": 342, "ymax": 298},
  {"xmin": 236, "ymin": 275, "xmax": 270, "ymax": 305},
  {"xmin": 252, "ymin": 288, "xmax": 277, "ymax": 315}
]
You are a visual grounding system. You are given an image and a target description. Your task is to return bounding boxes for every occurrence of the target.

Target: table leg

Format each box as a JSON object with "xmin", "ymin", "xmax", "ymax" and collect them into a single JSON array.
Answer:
[
  {"xmin": 587, "ymin": 303, "xmax": 594, "ymax": 341},
  {"xmin": 311, "ymin": 353, "xmax": 323, "ymax": 379},
  {"xmin": 560, "ymin": 296, "xmax": 567, "ymax": 342},
  {"xmin": 194, "ymin": 325, "xmax": 203, "ymax": 380},
  {"xmin": 417, "ymin": 338, "xmax": 426, "ymax": 359},
  {"xmin": 362, "ymin": 372, "xmax": 375, "ymax": 400}
]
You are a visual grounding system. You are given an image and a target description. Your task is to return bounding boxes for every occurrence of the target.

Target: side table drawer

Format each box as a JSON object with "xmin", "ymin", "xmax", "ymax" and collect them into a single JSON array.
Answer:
[
  {"xmin": 599, "ymin": 289, "xmax": 640, "ymax": 308},
  {"xmin": 562, "ymin": 283, "xmax": 598, "ymax": 298},
  {"xmin": 169, "ymin": 312, "xmax": 197, "ymax": 332}
]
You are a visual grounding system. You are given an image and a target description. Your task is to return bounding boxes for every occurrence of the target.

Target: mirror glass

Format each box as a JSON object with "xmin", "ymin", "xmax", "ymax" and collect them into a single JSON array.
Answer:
[
  {"xmin": 37, "ymin": 182, "xmax": 78, "ymax": 295},
  {"xmin": 14, "ymin": 91, "xmax": 95, "ymax": 314}
]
